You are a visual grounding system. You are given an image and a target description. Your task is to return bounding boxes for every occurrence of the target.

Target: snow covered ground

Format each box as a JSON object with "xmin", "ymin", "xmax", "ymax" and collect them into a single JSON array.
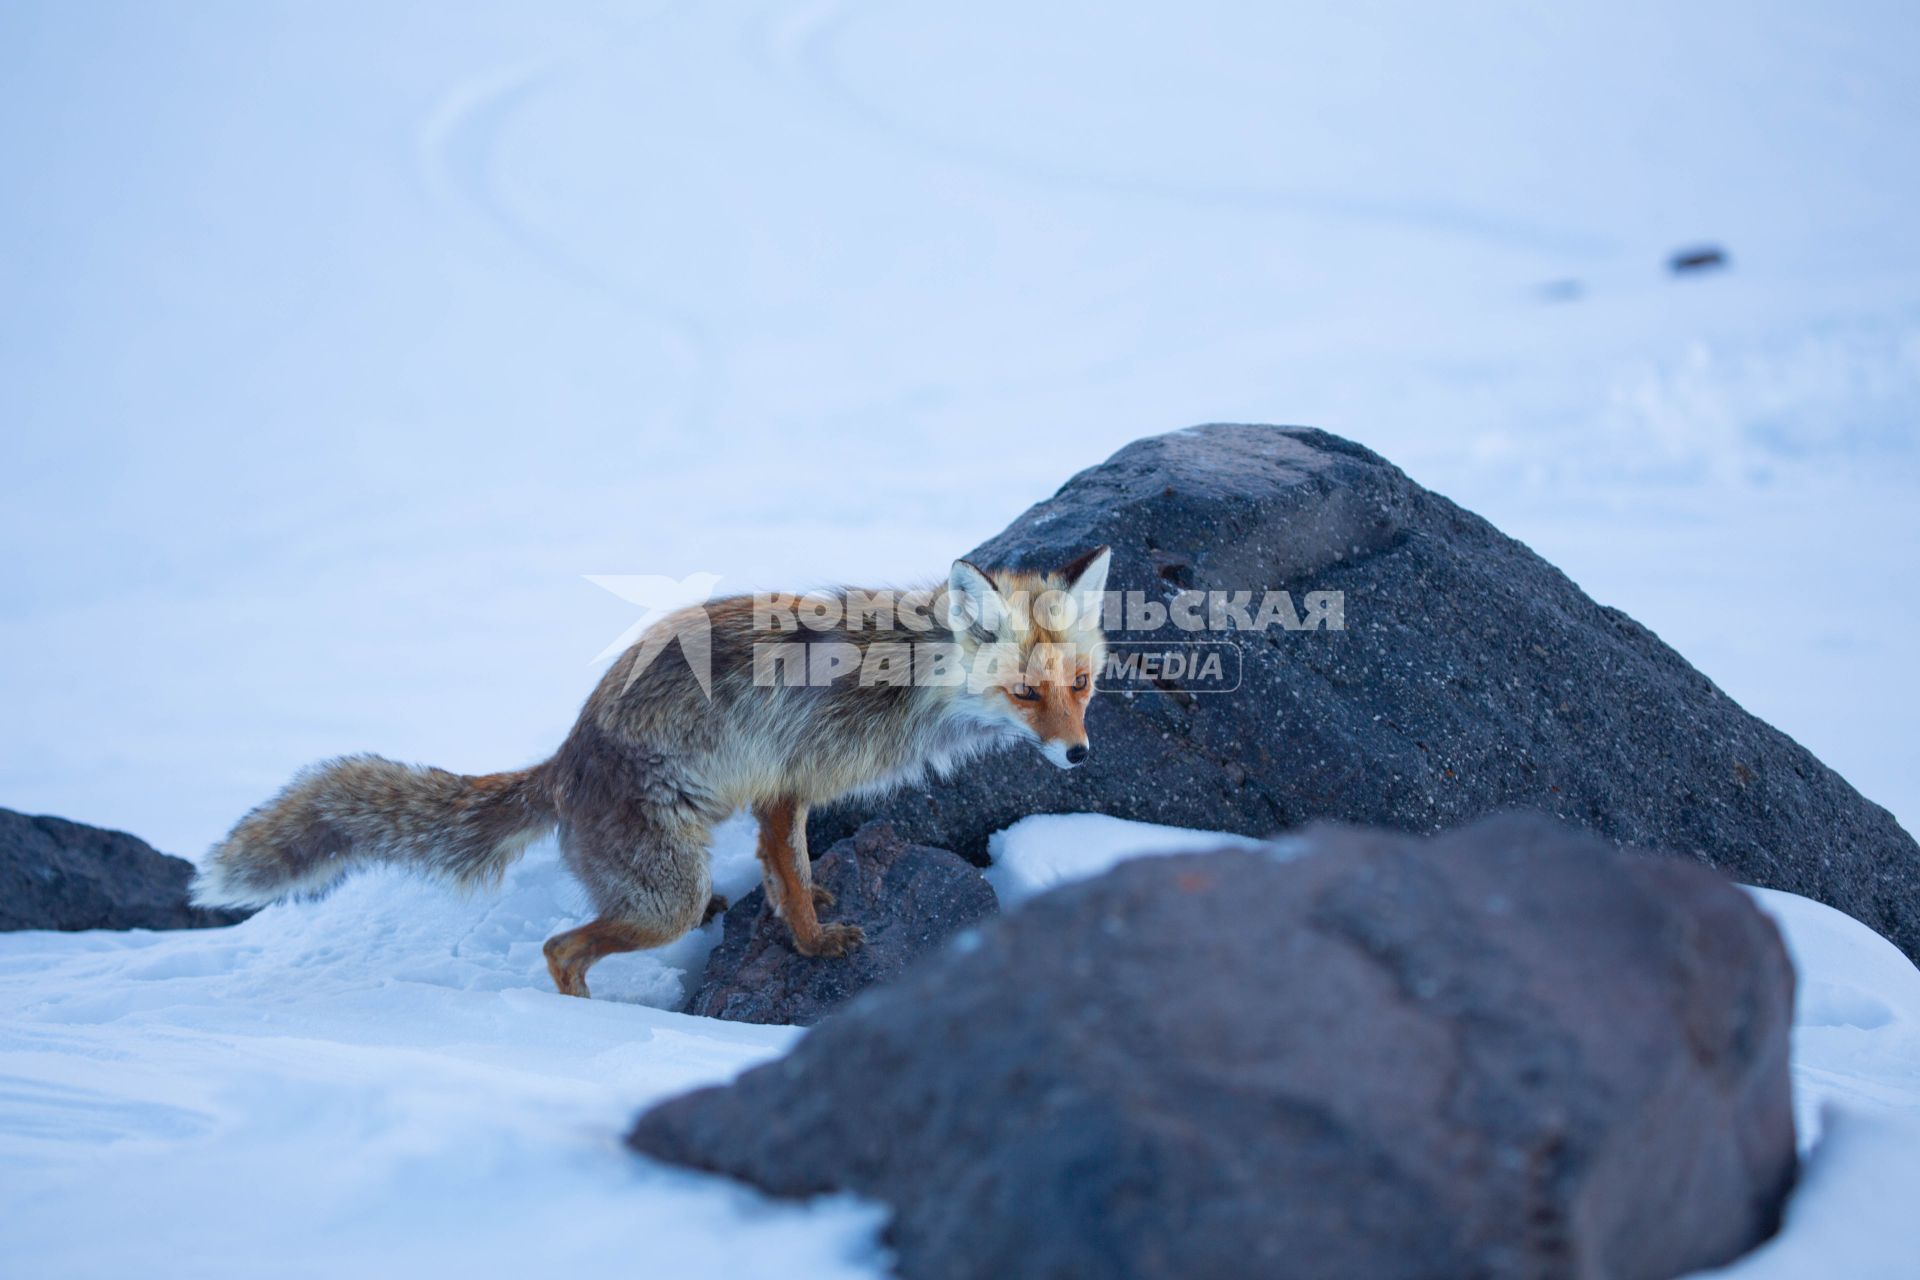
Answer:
[
  {"xmin": 0, "ymin": 820, "xmax": 893, "ymax": 1279},
  {"xmin": 2, "ymin": 815, "xmax": 1917, "ymax": 1278},
  {"xmin": 2, "ymin": 1, "xmax": 1917, "ymax": 854},
  {"xmin": 4, "ymin": 0, "xmax": 1919, "ymax": 1274}
]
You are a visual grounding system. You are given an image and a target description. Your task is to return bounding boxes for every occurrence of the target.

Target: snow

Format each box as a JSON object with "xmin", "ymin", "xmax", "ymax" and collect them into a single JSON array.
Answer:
[
  {"xmin": 1692, "ymin": 887, "xmax": 1920, "ymax": 1278},
  {"xmin": 3, "ymin": 815, "xmax": 1917, "ymax": 1277},
  {"xmin": 3, "ymin": 0, "xmax": 1918, "ymax": 1273},
  {"xmin": 0, "ymin": 827, "xmax": 891, "ymax": 1280},
  {"xmin": 985, "ymin": 812, "xmax": 1271, "ymax": 906},
  {"xmin": 1702, "ymin": 1108, "xmax": 1920, "ymax": 1279},
  {"xmin": 1, "ymin": 1, "xmax": 1916, "ymax": 855}
]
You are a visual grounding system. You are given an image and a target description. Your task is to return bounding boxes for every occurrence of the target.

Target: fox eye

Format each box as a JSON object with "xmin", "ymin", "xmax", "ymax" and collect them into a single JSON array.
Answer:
[
  {"xmin": 1011, "ymin": 684, "xmax": 1042, "ymax": 702},
  {"xmin": 1073, "ymin": 672, "xmax": 1089, "ymax": 692}
]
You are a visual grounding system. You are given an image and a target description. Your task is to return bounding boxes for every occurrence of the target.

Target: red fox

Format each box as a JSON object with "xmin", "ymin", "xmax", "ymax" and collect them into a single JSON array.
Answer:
[{"xmin": 193, "ymin": 548, "xmax": 1110, "ymax": 997}]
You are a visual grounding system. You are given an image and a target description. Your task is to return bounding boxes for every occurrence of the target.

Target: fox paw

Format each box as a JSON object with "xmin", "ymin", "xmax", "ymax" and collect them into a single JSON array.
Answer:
[
  {"xmin": 811, "ymin": 885, "xmax": 836, "ymax": 909},
  {"xmin": 796, "ymin": 921, "xmax": 865, "ymax": 958},
  {"xmin": 544, "ymin": 936, "xmax": 592, "ymax": 998},
  {"xmin": 546, "ymin": 959, "xmax": 590, "ymax": 999},
  {"xmin": 701, "ymin": 893, "xmax": 730, "ymax": 925}
]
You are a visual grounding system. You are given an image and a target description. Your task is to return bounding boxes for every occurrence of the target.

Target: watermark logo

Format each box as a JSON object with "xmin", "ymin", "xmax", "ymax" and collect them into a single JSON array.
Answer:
[
  {"xmin": 586, "ymin": 572, "xmax": 724, "ymax": 697},
  {"xmin": 1101, "ymin": 640, "xmax": 1243, "ymax": 693},
  {"xmin": 588, "ymin": 578, "xmax": 1342, "ymax": 697},
  {"xmin": 747, "ymin": 587, "xmax": 1343, "ymax": 636}
]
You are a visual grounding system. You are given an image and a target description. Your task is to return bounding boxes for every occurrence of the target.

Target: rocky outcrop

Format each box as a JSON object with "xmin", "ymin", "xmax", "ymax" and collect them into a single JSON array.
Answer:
[
  {"xmin": 812, "ymin": 424, "xmax": 1920, "ymax": 960},
  {"xmin": 633, "ymin": 814, "xmax": 1797, "ymax": 1280},
  {"xmin": 0, "ymin": 806, "xmax": 251, "ymax": 932},
  {"xmin": 683, "ymin": 821, "xmax": 996, "ymax": 1025}
]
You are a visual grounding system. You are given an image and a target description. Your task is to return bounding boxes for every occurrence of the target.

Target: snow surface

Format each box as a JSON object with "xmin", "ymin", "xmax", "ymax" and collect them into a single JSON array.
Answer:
[
  {"xmin": 3, "ymin": 816, "xmax": 1918, "ymax": 1278},
  {"xmin": 984, "ymin": 811, "xmax": 1270, "ymax": 906},
  {"xmin": 1695, "ymin": 887, "xmax": 1920, "ymax": 1278},
  {"xmin": 4, "ymin": 0, "xmax": 1919, "ymax": 1274},
  {"xmin": 0, "ymin": 822, "xmax": 893, "ymax": 1280},
  {"xmin": 1, "ymin": 1, "xmax": 1917, "ymax": 855}
]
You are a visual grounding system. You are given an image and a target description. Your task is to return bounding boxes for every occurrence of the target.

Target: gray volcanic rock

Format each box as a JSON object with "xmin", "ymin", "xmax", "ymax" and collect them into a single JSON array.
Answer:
[
  {"xmin": 810, "ymin": 424, "xmax": 1920, "ymax": 960},
  {"xmin": 633, "ymin": 814, "xmax": 1798, "ymax": 1280},
  {"xmin": 0, "ymin": 806, "xmax": 252, "ymax": 932},
  {"xmin": 683, "ymin": 821, "xmax": 997, "ymax": 1025}
]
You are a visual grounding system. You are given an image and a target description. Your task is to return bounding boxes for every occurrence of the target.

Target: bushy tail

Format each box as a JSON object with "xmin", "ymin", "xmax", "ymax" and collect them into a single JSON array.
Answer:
[{"xmin": 192, "ymin": 754, "xmax": 557, "ymax": 908}]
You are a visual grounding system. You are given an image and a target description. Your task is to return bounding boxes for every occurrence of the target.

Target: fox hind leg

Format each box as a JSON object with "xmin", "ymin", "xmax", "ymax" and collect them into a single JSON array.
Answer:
[
  {"xmin": 545, "ymin": 813, "xmax": 712, "ymax": 998},
  {"xmin": 753, "ymin": 798, "xmax": 863, "ymax": 958},
  {"xmin": 544, "ymin": 916, "xmax": 685, "ymax": 998}
]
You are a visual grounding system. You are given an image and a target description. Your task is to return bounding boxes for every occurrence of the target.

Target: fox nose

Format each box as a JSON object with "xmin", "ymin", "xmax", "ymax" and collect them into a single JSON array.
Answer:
[{"xmin": 1065, "ymin": 743, "xmax": 1088, "ymax": 766}]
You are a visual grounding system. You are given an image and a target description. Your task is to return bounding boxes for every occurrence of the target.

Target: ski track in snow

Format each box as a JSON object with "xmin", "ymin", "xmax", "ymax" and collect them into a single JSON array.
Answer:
[
  {"xmin": 415, "ymin": 41, "xmax": 724, "ymax": 438},
  {"xmin": 772, "ymin": 0, "xmax": 1617, "ymax": 261},
  {"xmin": 3, "ymin": 0, "xmax": 1916, "ymax": 851}
]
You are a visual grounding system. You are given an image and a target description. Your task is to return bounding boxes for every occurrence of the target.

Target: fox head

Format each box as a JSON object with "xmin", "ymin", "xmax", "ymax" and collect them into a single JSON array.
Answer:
[{"xmin": 947, "ymin": 546, "xmax": 1111, "ymax": 769}]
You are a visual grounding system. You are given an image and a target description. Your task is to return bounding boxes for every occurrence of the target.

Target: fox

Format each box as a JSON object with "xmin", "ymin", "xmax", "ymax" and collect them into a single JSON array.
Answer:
[{"xmin": 193, "ymin": 547, "xmax": 1111, "ymax": 997}]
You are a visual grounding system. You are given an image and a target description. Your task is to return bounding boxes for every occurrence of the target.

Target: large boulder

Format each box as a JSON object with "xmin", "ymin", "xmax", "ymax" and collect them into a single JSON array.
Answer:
[
  {"xmin": 812, "ymin": 424, "xmax": 1920, "ymax": 960},
  {"xmin": 685, "ymin": 821, "xmax": 996, "ymax": 1026},
  {"xmin": 0, "ymin": 806, "xmax": 251, "ymax": 932},
  {"xmin": 632, "ymin": 814, "xmax": 1797, "ymax": 1280}
]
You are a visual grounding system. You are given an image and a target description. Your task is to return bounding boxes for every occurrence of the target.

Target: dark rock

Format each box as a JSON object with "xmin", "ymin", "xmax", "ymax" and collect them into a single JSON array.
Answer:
[
  {"xmin": 633, "ymin": 814, "xmax": 1797, "ymax": 1280},
  {"xmin": 0, "ymin": 806, "xmax": 252, "ymax": 932},
  {"xmin": 810, "ymin": 425, "xmax": 1920, "ymax": 960},
  {"xmin": 1670, "ymin": 244, "xmax": 1729, "ymax": 274},
  {"xmin": 684, "ymin": 821, "xmax": 997, "ymax": 1025}
]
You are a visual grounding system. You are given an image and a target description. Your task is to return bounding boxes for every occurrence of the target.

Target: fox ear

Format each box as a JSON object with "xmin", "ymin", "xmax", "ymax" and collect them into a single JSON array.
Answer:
[
  {"xmin": 1061, "ymin": 545, "xmax": 1111, "ymax": 601},
  {"xmin": 947, "ymin": 559, "xmax": 1005, "ymax": 631}
]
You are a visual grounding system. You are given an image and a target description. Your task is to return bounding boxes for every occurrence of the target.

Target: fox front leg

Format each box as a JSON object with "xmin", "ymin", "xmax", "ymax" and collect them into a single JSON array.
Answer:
[{"xmin": 751, "ymin": 798, "xmax": 862, "ymax": 957}]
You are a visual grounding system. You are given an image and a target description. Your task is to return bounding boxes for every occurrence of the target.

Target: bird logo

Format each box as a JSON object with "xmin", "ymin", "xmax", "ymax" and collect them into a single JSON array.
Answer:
[{"xmin": 585, "ymin": 572, "xmax": 725, "ymax": 698}]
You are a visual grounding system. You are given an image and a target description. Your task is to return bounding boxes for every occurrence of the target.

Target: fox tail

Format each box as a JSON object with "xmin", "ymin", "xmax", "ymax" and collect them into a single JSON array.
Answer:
[{"xmin": 192, "ymin": 754, "xmax": 557, "ymax": 908}]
